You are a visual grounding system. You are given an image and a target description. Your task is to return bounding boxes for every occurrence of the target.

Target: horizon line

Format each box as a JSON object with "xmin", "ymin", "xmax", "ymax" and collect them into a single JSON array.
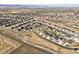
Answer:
[{"xmin": 0, "ymin": 4, "xmax": 79, "ymax": 7}]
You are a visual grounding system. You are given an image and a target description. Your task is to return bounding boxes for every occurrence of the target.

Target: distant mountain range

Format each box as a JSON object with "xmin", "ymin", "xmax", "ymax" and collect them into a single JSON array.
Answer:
[
  {"xmin": 0, "ymin": 4, "xmax": 79, "ymax": 8},
  {"xmin": 0, "ymin": 4, "xmax": 49, "ymax": 8}
]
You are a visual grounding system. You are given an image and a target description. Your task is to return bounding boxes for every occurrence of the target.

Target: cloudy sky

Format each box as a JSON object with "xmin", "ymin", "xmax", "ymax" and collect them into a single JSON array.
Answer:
[{"xmin": 0, "ymin": 0, "xmax": 78, "ymax": 5}]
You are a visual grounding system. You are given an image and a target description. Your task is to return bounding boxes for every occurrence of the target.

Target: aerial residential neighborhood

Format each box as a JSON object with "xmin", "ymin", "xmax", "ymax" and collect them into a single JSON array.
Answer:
[{"xmin": 0, "ymin": 5, "xmax": 79, "ymax": 54}]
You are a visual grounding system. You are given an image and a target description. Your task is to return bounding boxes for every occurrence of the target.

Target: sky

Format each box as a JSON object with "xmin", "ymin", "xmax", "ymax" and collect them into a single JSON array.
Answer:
[
  {"xmin": 0, "ymin": 0, "xmax": 79, "ymax": 7},
  {"xmin": 0, "ymin": 0, "xmax": 79, "ymax": 5}
]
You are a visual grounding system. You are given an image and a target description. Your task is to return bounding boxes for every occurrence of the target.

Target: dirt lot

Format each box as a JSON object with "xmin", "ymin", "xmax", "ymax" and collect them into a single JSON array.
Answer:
[{"xmin": 0, "ymin": 34, "xmax": 22, "ymax": 53}]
